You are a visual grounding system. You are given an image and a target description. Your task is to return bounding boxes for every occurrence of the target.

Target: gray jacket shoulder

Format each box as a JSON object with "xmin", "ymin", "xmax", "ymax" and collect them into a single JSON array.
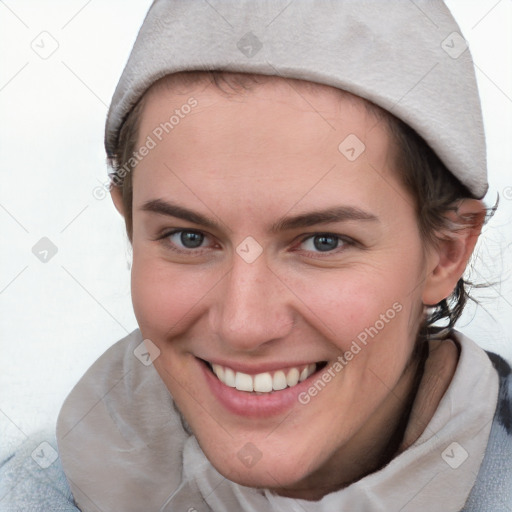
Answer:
[{"xmin": 0, "ymin": 434, "xmax": 79, "ymax": 511}]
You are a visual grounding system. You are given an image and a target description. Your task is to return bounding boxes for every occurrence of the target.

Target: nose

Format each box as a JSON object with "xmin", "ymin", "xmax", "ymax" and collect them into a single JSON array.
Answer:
[{"xmin": 209, "ymin": 254, "xmax": 294, "ymax": 352}]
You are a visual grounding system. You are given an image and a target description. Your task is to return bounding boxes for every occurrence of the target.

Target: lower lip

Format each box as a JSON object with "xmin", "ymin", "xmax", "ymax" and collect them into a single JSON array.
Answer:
[{"xmin": 198, "ymin": 359, "xmax": 322, "ymax": 418}]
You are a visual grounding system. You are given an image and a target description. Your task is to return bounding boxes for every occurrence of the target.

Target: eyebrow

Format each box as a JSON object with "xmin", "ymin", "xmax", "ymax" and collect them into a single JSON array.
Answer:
[
  {"xmin": 270, "ymin": 206, "xmax": 379, "ymax": 232},
  {"xmin": 140, "ymin": 199, "xmax": 379, "ymax": 233}
]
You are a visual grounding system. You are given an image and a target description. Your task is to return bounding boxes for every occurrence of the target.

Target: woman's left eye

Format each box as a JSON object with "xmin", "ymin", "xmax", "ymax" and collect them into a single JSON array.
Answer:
[{"xmin": 298, "ymin": 234, "xmax": 348, "ymax": 253}]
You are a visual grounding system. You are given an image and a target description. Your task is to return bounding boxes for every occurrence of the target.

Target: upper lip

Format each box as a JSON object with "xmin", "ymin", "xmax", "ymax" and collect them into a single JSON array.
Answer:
[{"xmin": 198, "ymin": 357, "xmax": 326, "ymax": 375}]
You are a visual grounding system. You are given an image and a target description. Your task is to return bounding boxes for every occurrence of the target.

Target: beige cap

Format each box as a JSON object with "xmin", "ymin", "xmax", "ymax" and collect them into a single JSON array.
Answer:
[{"xmin": 105, "ymin": 0, "xmax": 488, "ymax": 198}]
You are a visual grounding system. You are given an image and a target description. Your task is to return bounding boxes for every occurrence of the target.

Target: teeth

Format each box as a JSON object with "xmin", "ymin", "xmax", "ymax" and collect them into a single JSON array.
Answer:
[
  {"xmin": 224, "ymin": 367, "xmax": 236, "ymax": 387},
  {"xmin": 286, "ymin": 368, "xmax": 300, "ymax": 387},
  {"xmin": 272, "ymin": 371, "xmax": 287, "ymax": 391},
  {"xmin": 235, "ymin": 372, "xmax": 253, "ymax": 392},
  {"xmin": 299, "ymin": 367, "xmax": 309, "ymax": 382},
  {"xmin": 210, "ymin": 362, "xmax": 318, "ymax": 393},
  {"xmin": 299, "ymin": 364, "xmax": 316, "ymax": 382},
  {"xmin": 254, "ymin": 373, "xmax": 273, "ymax": 392},
  {"xmin": 212, "ymin": 364, "xmax": 224, "ymax": 381}
]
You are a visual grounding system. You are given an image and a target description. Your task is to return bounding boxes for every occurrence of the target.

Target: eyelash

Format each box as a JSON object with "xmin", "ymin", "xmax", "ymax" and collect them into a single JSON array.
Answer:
[{"xmin": 157, "ymin": 229, "xmax": 356, "ymax": 257}]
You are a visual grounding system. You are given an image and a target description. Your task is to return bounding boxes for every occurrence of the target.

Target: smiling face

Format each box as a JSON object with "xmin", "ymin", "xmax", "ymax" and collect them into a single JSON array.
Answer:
[{"xmin": 120, "ymin": 76, "xmax": 443, "ymax": 498}]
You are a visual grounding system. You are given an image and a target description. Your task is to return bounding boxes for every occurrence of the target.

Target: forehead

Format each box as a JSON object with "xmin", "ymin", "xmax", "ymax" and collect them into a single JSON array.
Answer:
[
  {"xmin": 132, "ymin": 75, "xmax": 406, "ymax": 223},
  {"xmin": 141, "ymin": 74, "xmax": 380, "ymax": 138}
]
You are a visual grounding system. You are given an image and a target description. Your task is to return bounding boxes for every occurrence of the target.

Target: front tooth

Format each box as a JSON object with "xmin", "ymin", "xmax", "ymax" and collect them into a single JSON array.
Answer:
[
  {"xmin": 286, "ymin": 368, "xmax": 300, "ymax": 387},
  {"xmin": 273, "ymin": 370, "xmax": 287, "ymax": 390},
  {"xmin": 299, "ymin": 367, "xmax": 309, "ymax": 382},
  {"xmin": 254, "ymin": 372, "xmax": 273, "ymax": 392},
  {"xmin": 235, "ymin": 372, "xmax": 254, "ymax": 392},
  {"xmin": 224, "ymin": 368, "xmax": 236, "ymax": 387}
]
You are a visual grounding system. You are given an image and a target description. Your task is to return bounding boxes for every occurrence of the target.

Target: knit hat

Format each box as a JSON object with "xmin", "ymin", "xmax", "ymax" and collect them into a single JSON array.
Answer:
[{"xmin": 104, "ymin": 0, "xmax": 488, "ymax": 198}]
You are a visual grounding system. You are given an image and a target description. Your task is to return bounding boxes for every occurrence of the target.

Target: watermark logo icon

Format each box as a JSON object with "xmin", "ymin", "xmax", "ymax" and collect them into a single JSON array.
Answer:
[
  {"xmin": 236, "ymin": 236, "xmax": 263, "ymax": 263},
  {"xmin": 237, "ymin": 32, "xmax": 263, "ymax": 58},
  {"xmin": 92, "ymin": 182, "xmax": 110, "ymax": 200},
  {"xmin": 237, "ymin": 442, "xmax": 262, "ymax": 468},
  {"xmin": 442, "ymin": 442, "xmax": 468, "ymax": 469},
  {"xmin": 441, "ymin": 32, "xmax": 467, "ymax": 59},
  {"xmin": 31, "ymin": 31, "xmax": 59, "ymax": 60},
  {"xmin": 32, "ymin": 237, "xmax": 58, "ymax": 263},
  {"xmin": 31, "ymin": 441, "xmax": 58, "ymax": 469},
  {"xmin": 338, "ymin": 134, "xmax": 366, "ymax": 162},
  {"xmin": 133, "ymin": 339, "xmax": 161, "ymax": 366}
]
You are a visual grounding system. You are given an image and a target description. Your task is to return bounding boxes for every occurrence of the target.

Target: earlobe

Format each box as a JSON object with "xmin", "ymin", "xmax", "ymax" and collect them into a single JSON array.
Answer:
[
  {"xmin": 421, "ymin": 199, "xmax": 486, "ymax": 306},
  {"xmin": 110, "ymin": 184, "xmax": 125, "ymax": 217}
]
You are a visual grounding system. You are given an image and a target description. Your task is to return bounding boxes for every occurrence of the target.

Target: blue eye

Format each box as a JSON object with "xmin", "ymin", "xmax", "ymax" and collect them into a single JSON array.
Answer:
[
  {"xmin": 168, "ymin": 230, "xmax": 206, "ymax": 249},
  {"xmin": 300, "ymin": 234, "xmax": 345, "ymax": 252}
]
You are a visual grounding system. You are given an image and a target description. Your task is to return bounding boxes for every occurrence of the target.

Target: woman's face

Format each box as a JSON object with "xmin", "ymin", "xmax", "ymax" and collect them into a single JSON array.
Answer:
[{"xmin": 127, "ymin": 77, "xmax": 439, "ymax": 496}]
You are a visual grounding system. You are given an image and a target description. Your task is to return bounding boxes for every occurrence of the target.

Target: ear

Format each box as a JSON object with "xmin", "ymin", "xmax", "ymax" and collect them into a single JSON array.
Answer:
[
  {"xmin": 422, "ymin": 199, "xmax": 486, "ymax": 306},
  {"xmin": 110, "ymin": 184, "xmax": 125, "ymax": 217}
]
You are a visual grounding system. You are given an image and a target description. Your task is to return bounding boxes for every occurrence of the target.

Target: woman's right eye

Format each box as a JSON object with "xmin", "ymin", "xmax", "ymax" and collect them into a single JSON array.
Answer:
[
  {"xmin": 170, "ymin": 230, "xmax": 205, "ymax": 249},
  {"xmin": 159, "ymin": 229, "xmax": 214, "ymax": 253}
]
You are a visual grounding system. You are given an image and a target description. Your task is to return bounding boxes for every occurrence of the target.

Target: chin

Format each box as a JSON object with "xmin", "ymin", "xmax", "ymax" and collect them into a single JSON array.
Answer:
[{"xmin": 200, "ymin": 441, "xmax": 316, "ymax": 493}]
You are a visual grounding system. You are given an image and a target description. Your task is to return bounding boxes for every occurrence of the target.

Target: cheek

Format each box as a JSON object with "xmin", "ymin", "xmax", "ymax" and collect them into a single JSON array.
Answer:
[
  {"xmin": 279, "ymin": 260, "xmax": 424, "ymax": 379},
  {"xmin": 288, "ymin": 264, "xmax": 418, "ymax": 338},
  {"xmin": 130, "ymin": 249, "xmax": 214, "ymax": 338}
]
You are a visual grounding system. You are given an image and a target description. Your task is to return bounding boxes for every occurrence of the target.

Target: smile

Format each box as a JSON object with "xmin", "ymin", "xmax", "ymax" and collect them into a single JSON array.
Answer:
[
  {"xmin": 199, "ymin": 358, "xmax": 330, "ymax": 417},
  {"xmin": 205, "ymin": 361, "xmax": 327, "ymax": 393}
]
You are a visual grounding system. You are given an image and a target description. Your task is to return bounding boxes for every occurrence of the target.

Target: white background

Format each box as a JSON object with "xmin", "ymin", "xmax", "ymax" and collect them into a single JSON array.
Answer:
[{"xmin": 1, "ymin": 0, "xmax": 511, "ymax": 457}]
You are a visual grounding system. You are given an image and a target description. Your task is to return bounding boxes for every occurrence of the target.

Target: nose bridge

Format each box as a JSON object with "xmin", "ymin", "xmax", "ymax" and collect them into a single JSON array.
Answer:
[{"xmin": 210, "ymin": 255, "xmax": 292, "ymax": 350}]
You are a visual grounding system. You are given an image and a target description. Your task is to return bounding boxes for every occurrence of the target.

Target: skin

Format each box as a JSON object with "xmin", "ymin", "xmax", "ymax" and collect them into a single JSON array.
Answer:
[{"xmin": 111, "ymin": 76, "xmax": 484, "ymax": 500}]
